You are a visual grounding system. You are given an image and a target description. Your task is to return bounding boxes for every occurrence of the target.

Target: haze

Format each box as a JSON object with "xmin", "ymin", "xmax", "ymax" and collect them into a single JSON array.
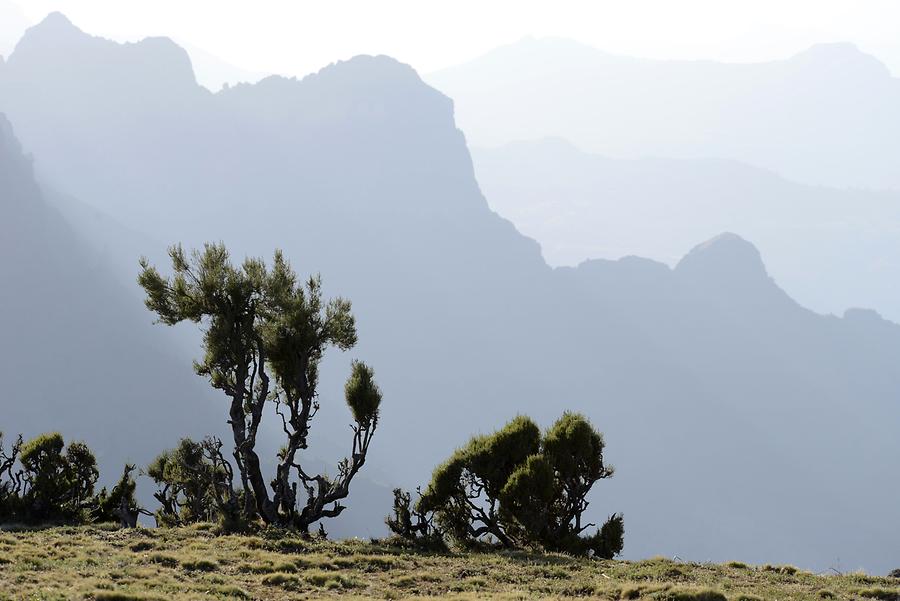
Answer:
[
  {"xmin": 5, "ymin": 0, "xmax": 900, "ymax": 84},
  {"xmin": 1, "ymin": 0, "xmax": 898, "ymax": 580}
]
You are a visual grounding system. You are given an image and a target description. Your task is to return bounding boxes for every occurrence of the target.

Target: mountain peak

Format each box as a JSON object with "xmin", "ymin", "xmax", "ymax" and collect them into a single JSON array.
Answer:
[
  {"xmin": 38, "ymin": 11, "xmax": 74, "ymax": 28},
  {"xmin": 675, "ymin": 233, "xmax": 772, "ymax": 288},
  {"xmin": 8, "ymin": 12, "xmax": 200, "ymax": 96},
  {"xmin": 22, "ymin": 11, "xmax": 82, "ymax": 43},
  {"xmin": 789, "ymin": 42, "xmax": 890, "ymax": 78}
]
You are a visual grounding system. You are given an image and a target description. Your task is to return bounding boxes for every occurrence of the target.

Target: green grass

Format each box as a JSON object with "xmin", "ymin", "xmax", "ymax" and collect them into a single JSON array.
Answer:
[{"xmin": 0, "ymin": 526, "xmax": 896, "ymax": 599}]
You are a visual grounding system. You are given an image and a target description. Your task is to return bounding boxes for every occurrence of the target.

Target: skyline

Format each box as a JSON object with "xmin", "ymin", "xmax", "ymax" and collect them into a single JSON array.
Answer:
[{"xmin": 4, "ymin": 0, "xmax": 900, "ymax": 90}]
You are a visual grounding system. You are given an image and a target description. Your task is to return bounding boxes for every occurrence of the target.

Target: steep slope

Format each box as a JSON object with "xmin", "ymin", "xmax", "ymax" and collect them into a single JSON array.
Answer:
[
  {"xmin": 1, "ymin": 15, "xmax": 899, "ymax": 573},
  {"xmin": 472, "ymin": 138, "xmax": 900, "ymax": 321},
  {"xmin": 0, "ymin": 114, "xmax": 219, "ymax": 478},
  {"xmin": 428, "ymin": 37, "xmax": 900, "ymax": 190}
]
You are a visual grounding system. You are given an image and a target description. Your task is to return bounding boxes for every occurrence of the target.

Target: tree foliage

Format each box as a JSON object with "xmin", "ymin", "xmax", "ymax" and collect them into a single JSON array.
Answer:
[
  {"xmin": 147, "ymin": 438, "xmax": 219, "ymax": 526},
  {"xmin": 0, "ymin": 432, "xmax": 108, "ymax": 524},
  {"xmin": 398, "ymin": 413, "xmax": 624, "ymax": 557},
  {"xmin": 139, "ymin": 244, "xmax": 382, "ymax": 532}
]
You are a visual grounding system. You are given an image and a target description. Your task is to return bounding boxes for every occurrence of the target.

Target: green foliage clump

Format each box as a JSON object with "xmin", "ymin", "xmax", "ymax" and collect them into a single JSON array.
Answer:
[{"xmin": 396, "ymin": 412, "xmax": 623, "ymax": 557}]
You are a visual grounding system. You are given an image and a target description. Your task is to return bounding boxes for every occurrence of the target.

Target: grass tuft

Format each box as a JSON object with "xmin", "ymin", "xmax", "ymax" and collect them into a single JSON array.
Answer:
[
  {"xmin": 91, "ymin": 593, "xmax": 165, "ymax": 601},
  {"xmin": 858, "ymin": 588, "xmax": 900, "ymax": 601},
  {"xmin": 179, "ymin": 558, "xmax": 218, "ymax": 572},
  {"xmin": 261, "ymin": 572, "xmax": 302, "ymax": 590}
]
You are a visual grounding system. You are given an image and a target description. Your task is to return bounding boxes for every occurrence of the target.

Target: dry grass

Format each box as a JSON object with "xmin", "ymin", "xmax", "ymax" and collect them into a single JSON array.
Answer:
[{"xmin": 0, "ymin": 525, "xmax": 896, "ymax": 600}]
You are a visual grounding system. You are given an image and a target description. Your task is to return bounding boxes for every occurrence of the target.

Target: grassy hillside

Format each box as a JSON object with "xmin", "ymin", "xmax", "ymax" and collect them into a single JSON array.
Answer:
[{"xmin": 0, "ymin": 526, "xmax": 896, "ymax": 600}]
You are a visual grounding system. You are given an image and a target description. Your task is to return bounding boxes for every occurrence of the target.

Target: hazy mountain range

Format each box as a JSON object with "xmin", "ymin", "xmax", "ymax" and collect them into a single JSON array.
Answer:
[
  {"xmin": 429, "ymin": 36, "xmax": 900, "ymax": 191},
  {"xmin": 1, "ymin": 14, "xmax": 898, "ymax": 573},
  {"xmin": 473, "ymin": 138, "xmax": 900, "ymax": 322}
]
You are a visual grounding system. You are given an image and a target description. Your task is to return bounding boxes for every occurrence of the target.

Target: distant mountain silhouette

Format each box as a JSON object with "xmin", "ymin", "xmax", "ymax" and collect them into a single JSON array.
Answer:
[
  {"xmin": 472, "ymin": 138, "xmax": 900, "ymax": 321},
  {"xmin": 428, "ymin": 37, "xmax": 900, "ymax": 190},
  {"xmin": 1, "ymin": 15, "xmax": 899, "ymax": 573}
]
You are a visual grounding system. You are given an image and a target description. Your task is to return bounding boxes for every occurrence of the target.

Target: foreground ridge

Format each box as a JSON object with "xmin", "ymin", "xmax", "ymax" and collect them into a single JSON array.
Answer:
[{"xmin": 0, "ymin": 526, "xmax": 896, "ymax": 600}]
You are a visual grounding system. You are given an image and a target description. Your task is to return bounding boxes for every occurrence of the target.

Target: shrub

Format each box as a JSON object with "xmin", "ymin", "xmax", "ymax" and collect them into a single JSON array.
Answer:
[
  {"xmin": 400, "ymin": 412, "xmax": 623, "ymax": 557},
  {"xmin": 0, "ymin": 432, "xmax": 106, "ymax": 524}
]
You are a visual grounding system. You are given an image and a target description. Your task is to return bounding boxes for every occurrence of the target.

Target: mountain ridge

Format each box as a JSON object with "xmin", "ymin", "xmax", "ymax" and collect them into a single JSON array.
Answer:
[
  {"xmin": 428, "ymin": 36, "xmax": 900, "ymax": 190},
  {"xmin": 472, "ymin": 138, "xmax": 900, "ymax": 322}
]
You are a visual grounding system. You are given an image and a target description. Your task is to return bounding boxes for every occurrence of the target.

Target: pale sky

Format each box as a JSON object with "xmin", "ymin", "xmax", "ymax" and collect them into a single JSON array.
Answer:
[{"xmin": 8, "ymin": 0, "xmax": 900, "ymax": 81}]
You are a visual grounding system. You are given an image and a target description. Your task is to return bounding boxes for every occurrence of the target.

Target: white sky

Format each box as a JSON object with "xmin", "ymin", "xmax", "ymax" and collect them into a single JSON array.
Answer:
[{"xmin": 9, "ymin": 0, "xmax": 900, "ymax": 79}]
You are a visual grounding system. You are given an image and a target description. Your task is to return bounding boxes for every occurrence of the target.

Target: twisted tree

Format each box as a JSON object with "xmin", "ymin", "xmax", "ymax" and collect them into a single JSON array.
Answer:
[
  {"xmin": 139, "ymin": 244, "xmax": 382, "ymax": 531},
  {"xmin": 139, "ymin": 244, "xmax": 273, "ymax": 522}
]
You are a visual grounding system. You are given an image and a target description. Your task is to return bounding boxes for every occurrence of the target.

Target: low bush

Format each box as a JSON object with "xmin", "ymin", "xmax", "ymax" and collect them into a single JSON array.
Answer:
[{"xmin": 391, "ymin": 412, "xmax": 623, "ymax": 558}]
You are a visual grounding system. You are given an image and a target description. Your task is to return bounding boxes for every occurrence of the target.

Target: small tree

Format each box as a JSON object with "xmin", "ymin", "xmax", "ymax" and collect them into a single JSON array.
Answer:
[
  {"xmin": 386, "ymin": 487, "xmax": 440, "ymax": 547},
  {"xmin": 95, "ymin": 464, "xmax": 145, "ymax": 528},
  {"xmin": 139, "ymin": 244, "xmax": 383, "ymax": 532},
  {"xmin": 147, "ymin": 438, "xmax": 218, "ymax": 526},
  {"xmin": 403, "ymin": 413, "xmax": 624, "ymax": 557}
]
